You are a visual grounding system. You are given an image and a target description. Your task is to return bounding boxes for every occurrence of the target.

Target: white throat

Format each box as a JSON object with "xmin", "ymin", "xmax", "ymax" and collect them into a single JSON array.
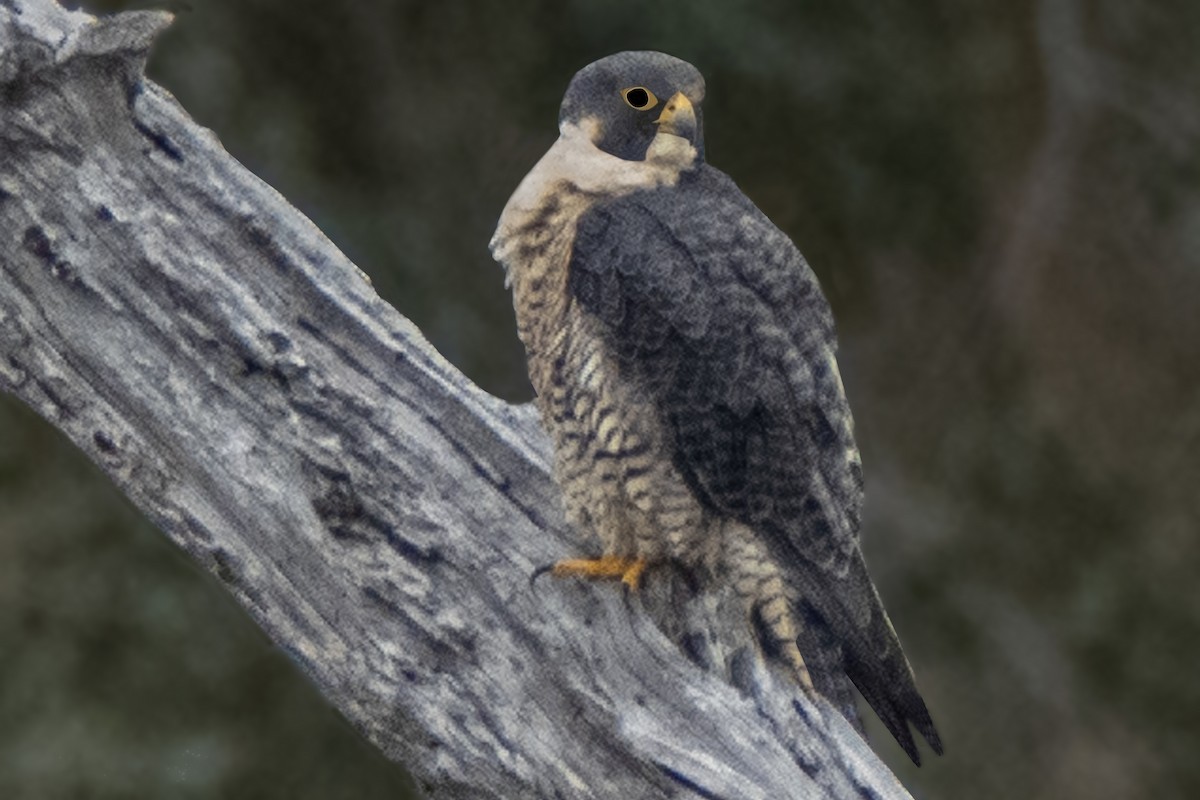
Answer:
[{"xmin": 490, "ymin": 117, "xmax": 696, "ymax": 270}]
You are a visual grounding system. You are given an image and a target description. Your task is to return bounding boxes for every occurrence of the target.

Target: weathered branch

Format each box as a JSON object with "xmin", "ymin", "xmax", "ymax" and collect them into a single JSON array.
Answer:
[{"xmin": 0, "ymin": 2, "xmax": 912, "ymax": 797}]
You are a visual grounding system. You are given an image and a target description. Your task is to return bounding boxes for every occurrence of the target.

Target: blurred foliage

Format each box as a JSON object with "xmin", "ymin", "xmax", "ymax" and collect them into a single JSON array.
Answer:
[{"xmin": 3, "ymin": 0, "xmax": 1199, "ymax": 797}]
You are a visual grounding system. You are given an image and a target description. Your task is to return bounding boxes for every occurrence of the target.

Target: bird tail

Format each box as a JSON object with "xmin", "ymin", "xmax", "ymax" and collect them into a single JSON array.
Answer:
[{"xmin": 795, "ymin": 550, "xmax": 943, "ymax": 766}]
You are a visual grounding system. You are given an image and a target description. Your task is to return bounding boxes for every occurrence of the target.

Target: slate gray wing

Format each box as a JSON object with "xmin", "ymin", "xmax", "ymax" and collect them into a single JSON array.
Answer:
[
  {"xmin": 567, "ymin": 165, "xmax": 942, "ymax": 763},
  {"xmin": 568, "ymin": 165, "xmax": 863, "ymax": 574}
]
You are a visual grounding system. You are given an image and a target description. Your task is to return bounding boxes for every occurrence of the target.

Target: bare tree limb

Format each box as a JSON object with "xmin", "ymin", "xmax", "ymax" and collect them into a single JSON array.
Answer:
[{"xmin": 0, "ymin": 2, "xmax": 915, "ymax": 797}]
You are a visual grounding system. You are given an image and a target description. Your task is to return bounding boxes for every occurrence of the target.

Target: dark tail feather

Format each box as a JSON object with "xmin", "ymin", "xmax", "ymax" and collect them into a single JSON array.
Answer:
[
  {"xmin": 797, "ymin": 550, "xmax": 943, "ymax": 766},
  {"xmin": 848, "ymin": 645, "xmax": 943, "ymax": 766}
]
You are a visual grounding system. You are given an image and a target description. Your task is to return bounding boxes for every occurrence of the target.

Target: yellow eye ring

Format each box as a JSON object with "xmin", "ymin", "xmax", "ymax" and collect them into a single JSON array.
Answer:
[{"xmin": 621, "ymin": 86, "xmax": 658, "ymax": 110}]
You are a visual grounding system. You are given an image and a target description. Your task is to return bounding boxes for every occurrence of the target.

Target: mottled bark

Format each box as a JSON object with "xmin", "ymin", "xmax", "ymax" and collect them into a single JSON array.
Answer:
[{"xmin": 0, "ymin": 2, "xmax": 913, "ymax": 798}]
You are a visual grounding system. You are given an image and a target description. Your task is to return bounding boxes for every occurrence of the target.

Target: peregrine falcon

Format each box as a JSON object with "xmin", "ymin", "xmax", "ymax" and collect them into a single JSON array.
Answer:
[{"xmin": 490, "ymin": 51, "xmax": 942, "ymax": 765}]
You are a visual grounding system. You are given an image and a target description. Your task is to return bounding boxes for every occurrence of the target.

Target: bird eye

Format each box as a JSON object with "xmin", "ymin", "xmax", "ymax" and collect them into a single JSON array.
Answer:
[{"xmin": 621, "ymin": 86, "xmax": 658, "ymax": 110}]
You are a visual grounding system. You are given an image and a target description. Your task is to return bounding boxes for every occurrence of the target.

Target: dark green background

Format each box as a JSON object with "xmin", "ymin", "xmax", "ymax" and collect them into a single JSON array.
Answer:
[{"xmin": 3, "ymin": 1, "xmax": 1198, "ymax": 797}]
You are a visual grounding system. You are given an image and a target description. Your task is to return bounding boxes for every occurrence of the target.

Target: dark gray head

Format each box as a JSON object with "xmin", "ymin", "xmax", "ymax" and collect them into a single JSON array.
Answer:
[{"xmin": 559, "ymin": 51, "xmax": 706, "ymax": 162}]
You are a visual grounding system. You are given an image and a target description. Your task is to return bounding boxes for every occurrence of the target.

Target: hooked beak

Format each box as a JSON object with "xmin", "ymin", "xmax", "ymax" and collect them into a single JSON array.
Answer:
[{"xmin": 654, "ymin": 92, "xmax": 696, "ymax": 140}]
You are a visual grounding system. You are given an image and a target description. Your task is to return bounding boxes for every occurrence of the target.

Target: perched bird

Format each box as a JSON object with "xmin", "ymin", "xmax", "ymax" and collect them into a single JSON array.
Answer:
[{"xmin": 491, "ymin": 51, "xmax": 942, "ymax": 765}]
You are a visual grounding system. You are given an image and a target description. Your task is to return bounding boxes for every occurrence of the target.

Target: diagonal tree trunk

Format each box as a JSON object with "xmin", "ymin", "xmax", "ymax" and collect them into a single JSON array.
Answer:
[{"xmin": 0, "ymin": 1, "xmax": 914, "ymax": 797}]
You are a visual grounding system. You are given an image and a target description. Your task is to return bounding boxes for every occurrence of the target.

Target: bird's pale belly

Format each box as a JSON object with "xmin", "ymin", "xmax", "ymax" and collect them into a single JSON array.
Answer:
[{"xmin": 532, "ymin": 305, "xmax": 718, "ymax": 570}]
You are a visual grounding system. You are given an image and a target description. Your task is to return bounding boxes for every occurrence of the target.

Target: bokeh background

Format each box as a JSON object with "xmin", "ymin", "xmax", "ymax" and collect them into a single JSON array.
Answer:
[{"xmin": 3, "ymin": 0, "xmax": 1198, "ymax": 797}]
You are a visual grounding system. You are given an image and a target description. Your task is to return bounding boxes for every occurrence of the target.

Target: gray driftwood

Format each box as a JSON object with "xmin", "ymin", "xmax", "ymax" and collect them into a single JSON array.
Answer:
[{"xmin": 0, "ymin": 2, "xmax": 914, "ymax": 798}]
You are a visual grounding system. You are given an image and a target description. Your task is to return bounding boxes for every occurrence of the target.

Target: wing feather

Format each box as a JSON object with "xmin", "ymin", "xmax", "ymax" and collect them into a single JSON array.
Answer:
[
  {"xmin": 569, "ymin": 165, "xmax": 860, "ymax": 571},
  {"xmin": 567, "ymin": 164, "xmax": 942, "ymax": 763}
]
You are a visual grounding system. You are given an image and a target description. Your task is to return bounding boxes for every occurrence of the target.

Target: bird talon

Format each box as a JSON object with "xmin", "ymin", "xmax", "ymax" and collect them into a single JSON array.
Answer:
[
  {"xmin": 620, "ymin": 559, "xmax": 648, "ymax": 592},
  {"xmin": 620, "ymin": 579, "xmax": 635, "ymax": 606},
  {"xmin": 529, "ymin": 562, "xmax": 557, "ymax": 588}
]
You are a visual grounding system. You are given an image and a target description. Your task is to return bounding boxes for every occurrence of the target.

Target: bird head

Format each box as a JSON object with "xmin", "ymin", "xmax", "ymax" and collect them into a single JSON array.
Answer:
[{"xmin": 558, "ymin": 51, "xmax": 705, "ymax": 165}]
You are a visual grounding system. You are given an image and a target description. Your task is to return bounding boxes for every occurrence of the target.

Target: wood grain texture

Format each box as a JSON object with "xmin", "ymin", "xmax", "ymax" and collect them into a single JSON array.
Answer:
[{"xmin": 0, "ymin": 2, "xmax": 914, "ymax": 797}]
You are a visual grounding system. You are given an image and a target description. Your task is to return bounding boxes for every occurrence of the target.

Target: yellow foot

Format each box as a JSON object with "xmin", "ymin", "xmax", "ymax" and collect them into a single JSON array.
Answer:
[{"xmin": 551, "ymin": 556, "xmax": 649, "ymax": 591}]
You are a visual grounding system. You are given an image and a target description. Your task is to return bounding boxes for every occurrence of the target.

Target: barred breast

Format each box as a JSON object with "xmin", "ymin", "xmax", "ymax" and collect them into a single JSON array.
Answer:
[
  {"xmin": 493, "ymin": 193, "xmax": 713, "ymax": 568},
  {"xmin": 546, "ymin": 305, "xmax": 723, "ymax": 566}
]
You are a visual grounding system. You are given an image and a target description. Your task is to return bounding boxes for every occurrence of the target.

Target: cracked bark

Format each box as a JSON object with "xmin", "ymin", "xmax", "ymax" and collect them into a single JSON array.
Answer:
[{"xmin": 0, "ymin": 2, "xmax": 915, "ymax": 798}]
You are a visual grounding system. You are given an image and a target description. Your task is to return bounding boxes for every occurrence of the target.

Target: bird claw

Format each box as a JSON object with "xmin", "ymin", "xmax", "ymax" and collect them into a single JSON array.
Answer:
[
  {"xmin": 529, "ymin": 561, "xmax": 557, "ymax": 589},
  {"xmin": 619, "ymin": 558, "xmax": 647, "ymax": 592}
]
